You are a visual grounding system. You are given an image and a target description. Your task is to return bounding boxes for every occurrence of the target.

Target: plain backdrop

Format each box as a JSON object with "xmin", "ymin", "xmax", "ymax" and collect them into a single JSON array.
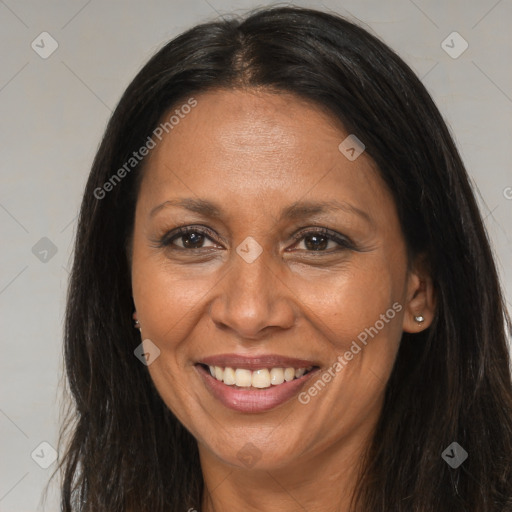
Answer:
[{"xmin": 1, "ymin": 1, "xmax": 511, "ymax": 510}]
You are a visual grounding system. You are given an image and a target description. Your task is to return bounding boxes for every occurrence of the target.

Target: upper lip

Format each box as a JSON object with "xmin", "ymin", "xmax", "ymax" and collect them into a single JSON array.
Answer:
[{"xmin": 198, "ymin": 353, "xmax": 319, "ymax": 370}]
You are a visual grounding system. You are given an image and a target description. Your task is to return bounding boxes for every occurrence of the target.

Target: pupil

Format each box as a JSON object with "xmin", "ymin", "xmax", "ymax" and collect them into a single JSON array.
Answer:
[
  {"xmin": 305, "ymin": 235, "xmax": 328, "ymax": 251},
  {"xmin": 183, "ymin": 232, "xmax": 204, "ymax": 248}
]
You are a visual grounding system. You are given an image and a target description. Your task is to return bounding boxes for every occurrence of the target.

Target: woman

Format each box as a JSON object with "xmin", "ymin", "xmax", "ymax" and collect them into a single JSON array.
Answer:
[{"xmin": 55, "ymin": 6, "xmax": 512, "ymax": 511}]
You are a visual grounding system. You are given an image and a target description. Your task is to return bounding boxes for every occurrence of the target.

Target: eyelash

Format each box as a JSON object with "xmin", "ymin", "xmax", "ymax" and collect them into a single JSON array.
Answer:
[
  {"xmin": 154, "ymin": 225, "xmax": 355, "ymax": 253},
  {"xmin": 289, "ymin": 227, "xmax": 355, "ymax": 252}
]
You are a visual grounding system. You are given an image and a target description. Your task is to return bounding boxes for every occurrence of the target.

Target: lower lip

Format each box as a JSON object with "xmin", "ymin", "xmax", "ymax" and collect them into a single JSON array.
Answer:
[{"xmin": 195, "ymin": 364, "xmax": 319, "ymax": 413}]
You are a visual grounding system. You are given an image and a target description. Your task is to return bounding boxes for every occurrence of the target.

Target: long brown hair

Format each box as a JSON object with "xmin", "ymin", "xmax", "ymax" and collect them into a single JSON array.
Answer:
[{"xmin": 53, "ymin": 6, "xmax": 512, "ymax": 511}]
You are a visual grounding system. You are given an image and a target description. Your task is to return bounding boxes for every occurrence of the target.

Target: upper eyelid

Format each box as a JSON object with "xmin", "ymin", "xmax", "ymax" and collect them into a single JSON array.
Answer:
[
  {"xmin": 291, "ymin": 227, "xmax": 345, "ymax": 240},
  {"xmin": 163, "ymin": 225, "xmax": 222, "ymax": 247}
]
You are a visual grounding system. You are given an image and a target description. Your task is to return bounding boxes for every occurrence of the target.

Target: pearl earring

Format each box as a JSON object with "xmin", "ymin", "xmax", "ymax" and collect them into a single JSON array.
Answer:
[{"xmin": 414, "ymin": 315, "xmax": 425, "ymax": 323}]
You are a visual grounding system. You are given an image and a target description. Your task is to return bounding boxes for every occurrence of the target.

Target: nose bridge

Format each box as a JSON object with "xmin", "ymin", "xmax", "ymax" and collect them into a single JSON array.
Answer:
[
  {"xmin": 209, "ymin": 247, "xmax": 294, "ymax": 338},
  {"xmin": 232, "ymin": 251, "xmax": 273, "ymax": 304}
]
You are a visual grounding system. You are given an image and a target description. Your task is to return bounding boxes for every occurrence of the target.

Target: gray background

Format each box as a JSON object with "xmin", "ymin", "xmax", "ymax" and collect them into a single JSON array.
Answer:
[{"xmin": 1, "ymin": 0, "xmax": 511, "ymax": 509}]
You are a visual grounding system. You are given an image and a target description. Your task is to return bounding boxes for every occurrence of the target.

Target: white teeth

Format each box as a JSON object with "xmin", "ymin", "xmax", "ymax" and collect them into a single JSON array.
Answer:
[
  {"xmin": 223, "ymin": 367, "xmax": 236, "ymax": 385},
  {"xmin": 252, "ymin": 369, "xmax": 271, "ymax": 388},
  {"xmin": 235, "ymin": 368, "xmax": 252, "ymax": 387},
  {"xmin": 270, "ymin": 368, "xmax": 285, "ymax": 385},
  {"xmin": 206, "ymin": 365, "xmax": 314, "ymax": 389},
  {"xmin": 284, "ymin": 368, "xmax": 295, "ymax": 382}
]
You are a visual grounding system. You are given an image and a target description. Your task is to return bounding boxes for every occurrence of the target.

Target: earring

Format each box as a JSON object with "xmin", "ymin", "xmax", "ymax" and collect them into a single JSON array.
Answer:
[
  {"xmin": 133, "ymin": 312, "xmax": 141, "ymax": 331},
  {"xmin": 414, "ymin": 315, "xmax": 425, "ymax": 323}
]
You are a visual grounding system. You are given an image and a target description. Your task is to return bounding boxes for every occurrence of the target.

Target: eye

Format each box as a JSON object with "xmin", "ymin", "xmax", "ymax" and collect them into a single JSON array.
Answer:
[
  {"xmin": 289, "ymin": 228, "xmax": 354, "ymax": 252},
  {"xmin": 158, "ymin": 226, "xmax": 221, "ymax": 250},
  {"xmin": 154, "ymin": 226, "xmax": 354, "ymax": 253}
]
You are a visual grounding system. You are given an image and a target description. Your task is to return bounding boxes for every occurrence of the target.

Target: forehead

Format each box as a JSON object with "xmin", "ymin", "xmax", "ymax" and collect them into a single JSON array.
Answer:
[{"xmin": 138, "ymin": 88, "xmax": 392, "ymax": 221}]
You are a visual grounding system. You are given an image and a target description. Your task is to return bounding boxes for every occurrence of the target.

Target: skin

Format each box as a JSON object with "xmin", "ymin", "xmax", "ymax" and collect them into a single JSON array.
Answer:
[{"xmin": 130, "ymin": 88, "xmax": 435, "ymax": 512}]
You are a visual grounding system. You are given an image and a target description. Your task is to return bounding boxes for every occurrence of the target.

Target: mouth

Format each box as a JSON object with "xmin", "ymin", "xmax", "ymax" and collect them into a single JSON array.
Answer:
[{"xmin": 194, "ymin": 354, "xmax": 321, "ymax": 413}]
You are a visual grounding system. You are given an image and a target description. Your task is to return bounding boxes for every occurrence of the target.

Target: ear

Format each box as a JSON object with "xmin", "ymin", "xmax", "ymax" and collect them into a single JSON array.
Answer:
[{"xmin": 402, "ymin": 254, "xmax": 436, "ymax": 333}]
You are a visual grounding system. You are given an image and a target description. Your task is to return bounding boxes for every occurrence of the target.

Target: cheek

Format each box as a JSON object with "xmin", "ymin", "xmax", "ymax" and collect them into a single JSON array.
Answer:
[
  {"xmin": 131, "ymin": 252, "xmax": 211, "ymax": 427},
  {"xmin": 294, "ymin": 264, "xmax": 403, "ymax": 434},
  {"xmin": 289, "ymin": 255, "xmax": 406, "ymax": 418},
  {"xmin": 292, "ymin": 258, "xmax": 402, "ymax": 347},
  {"xmin": 131, "ymin": 247, "xmax": 217, "ymax": 343}
]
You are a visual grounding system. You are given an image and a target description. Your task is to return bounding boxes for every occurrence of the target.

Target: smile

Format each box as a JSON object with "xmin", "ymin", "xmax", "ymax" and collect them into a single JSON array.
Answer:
[
  {"xmin": 195, "ymin": 354, "xmax": 321, "ymax": 413},
  {"xmin": 205, "ymin": 365, "xmax": 315, "ymax": 389}
]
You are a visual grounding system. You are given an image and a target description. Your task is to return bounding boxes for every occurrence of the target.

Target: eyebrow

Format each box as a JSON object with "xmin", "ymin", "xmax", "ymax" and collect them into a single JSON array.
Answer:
[
  {"xmin": 149, "ymin": 197, "xmax": 372, "ymax": 225},
  {"xmin": 281, "ymin": 200, "xmax": 372, "ymax": 225},
  {"xmin": 150, "ymin": 198, "xmax": 222, "ymax": 218}
]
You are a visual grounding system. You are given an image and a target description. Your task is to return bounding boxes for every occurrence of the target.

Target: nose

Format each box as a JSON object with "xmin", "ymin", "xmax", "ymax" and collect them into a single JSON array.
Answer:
[{"xmin": 209, "ymin": 249, "xmax": 296, "ymax": 340}]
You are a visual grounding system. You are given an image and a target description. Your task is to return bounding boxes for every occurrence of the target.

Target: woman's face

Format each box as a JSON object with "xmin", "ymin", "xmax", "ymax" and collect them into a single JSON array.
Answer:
[{"xmin": 131, "ymin": 89, "xmax": 431, "ymax": 471}]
